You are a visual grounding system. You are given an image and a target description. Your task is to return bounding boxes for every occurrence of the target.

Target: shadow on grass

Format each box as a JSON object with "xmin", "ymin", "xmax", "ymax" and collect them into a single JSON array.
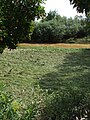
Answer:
[
  {"xmin": 39, "ymin": 49, "xmax": 90, "ymax": 120},
  {"xmin": 39, "ymin": 49, "xmax": 90, "ymax": 92}
]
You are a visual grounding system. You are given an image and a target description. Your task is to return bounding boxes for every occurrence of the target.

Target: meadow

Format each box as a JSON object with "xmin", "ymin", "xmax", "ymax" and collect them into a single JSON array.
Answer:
[{"xmin": 0, "ymin": 45, "xmax": 90, "ymax": 120}]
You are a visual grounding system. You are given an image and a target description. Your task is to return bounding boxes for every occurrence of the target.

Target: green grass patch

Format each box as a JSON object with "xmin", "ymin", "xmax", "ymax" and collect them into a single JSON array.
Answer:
[{"xmin": 0, "ymin": 46, "xmax": 90, "ymax": 120}]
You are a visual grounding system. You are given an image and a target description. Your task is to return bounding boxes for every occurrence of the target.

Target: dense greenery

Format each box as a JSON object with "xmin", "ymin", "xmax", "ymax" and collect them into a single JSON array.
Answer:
[
  {"xmin": 0, "ymin": 0, "xmax": 46, "ymax": 53},
  {"xmin": 86, "ymin": 12, "xmax": 90, "ymax": 34},
  {"xmin": 31, "ymin": 11, "xmax": 89, "ymax": 43},
  {"xmin": 69, "ymin": 0, "xmax": 90, "ymax": 35},
  {"xmin": 0, "ymin": 0, "xmax": 90, "ymax": 52},
  {"xmin": 0, "ymin": 46, "xmax": 90, "ymax": 119},
  {"xmin": 0, "ymin": 0, "xmax": 90, "ymax": 53},
  {"xmin": 0, "ymin": 90, "xmax": 90, "ymax": 120}
]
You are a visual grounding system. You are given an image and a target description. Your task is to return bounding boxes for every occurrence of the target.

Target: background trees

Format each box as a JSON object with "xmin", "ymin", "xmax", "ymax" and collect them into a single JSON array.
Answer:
[
  {"xmin": 69, "ymin": 0, "xmax": 90, "ymax": 35},
  {"xmin": 0, "ymin": 0, "xmax": 46, "ymax": 53},
  {"xmin": 0, "ymin": 0, "xmax": 90, "ymax": 53},
  {"xmin": 31, "ymin": 10, "xmax": 88, "ymax": 43},
  {"xmin": 86, "ymin": 12, "xmax": 90, "ymax": 34}
]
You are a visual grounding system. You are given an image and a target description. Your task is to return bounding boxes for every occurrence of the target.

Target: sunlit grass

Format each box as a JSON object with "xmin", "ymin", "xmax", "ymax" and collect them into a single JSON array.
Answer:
[{"xmin": 0, "ymin": 46, "xmax": 90, "ymax": 105}]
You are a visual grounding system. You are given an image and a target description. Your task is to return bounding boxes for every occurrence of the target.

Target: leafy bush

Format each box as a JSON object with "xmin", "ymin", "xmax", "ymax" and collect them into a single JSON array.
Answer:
[
  {"xmin": 0, "ymin": 92, "xmax": 20, "ymax": 120},
  {"xmin": 0, "ymin": 92, "xmax": 38, "ymax": 120},
  {"xmin": 0, "ymin": 89, "xmax": 90, "ymax": 120}
]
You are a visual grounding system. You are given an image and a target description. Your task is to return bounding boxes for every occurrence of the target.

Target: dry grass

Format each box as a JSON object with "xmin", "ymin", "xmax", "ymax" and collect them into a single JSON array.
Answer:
[{"xmin": 19, "ymin": 43, "xmax": 90, "ymax": 48}]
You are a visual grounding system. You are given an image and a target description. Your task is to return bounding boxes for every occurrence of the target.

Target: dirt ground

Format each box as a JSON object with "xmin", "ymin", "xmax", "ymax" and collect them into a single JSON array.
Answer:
[{"xmin": 19, "ymin": 43, "xmax": 90, "ymax": 48}]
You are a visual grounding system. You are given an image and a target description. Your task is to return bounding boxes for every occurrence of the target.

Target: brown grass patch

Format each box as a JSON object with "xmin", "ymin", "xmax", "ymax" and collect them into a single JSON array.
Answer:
[{"xmin": 19, "ymin": 43, "xmax": 90, "ymax": 48}]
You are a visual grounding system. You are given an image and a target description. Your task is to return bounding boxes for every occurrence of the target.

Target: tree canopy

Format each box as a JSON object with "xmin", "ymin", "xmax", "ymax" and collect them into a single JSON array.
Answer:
[
  {"xmin": 31, "ymin": 10, "xmax": 88, "ymax": 44},
  {"xmin": 0, "ymin": 0, "xmax": 46, "ymax": 53},
  {"xmin": 69, "ymin": 0, "xmax": 90, "ymax": 14}
]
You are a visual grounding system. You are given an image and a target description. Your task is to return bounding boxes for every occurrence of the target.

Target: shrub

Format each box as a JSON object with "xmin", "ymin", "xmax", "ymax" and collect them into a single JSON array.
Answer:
[
  {"xmin": 0, "ymin": 92, "xmax": 20, "ymax": 120},
  {"xmin": 0, "ymin": 89, "xmax": 90, "ymax": 120}
]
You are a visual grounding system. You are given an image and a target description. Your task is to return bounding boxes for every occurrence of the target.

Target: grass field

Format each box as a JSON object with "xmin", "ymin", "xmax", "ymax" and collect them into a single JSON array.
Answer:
[{"xmin": 0, "ymin": 45, "xmax": 90, "ymax": 119}]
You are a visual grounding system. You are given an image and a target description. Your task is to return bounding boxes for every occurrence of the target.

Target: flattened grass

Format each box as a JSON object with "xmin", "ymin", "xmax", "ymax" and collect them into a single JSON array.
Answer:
[{"xmin": 0, "ymin": 46, "xmax": 90, "ymax": 105}]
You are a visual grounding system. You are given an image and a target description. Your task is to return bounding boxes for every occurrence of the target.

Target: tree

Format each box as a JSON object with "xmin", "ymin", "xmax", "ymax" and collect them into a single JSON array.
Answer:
[
  {"xmin": 86, "ymin": 12, "xmax": 90, "ymax": 34},
  {"xmin": 0, "ymin": 0, "xmax": 46, "ymax": 53},
  {"xmin": 31, "ymin": 12, "xmax": 87, "ymax": 44},
  {"xmin": 69, "ymin": 0, "xmax": 90, "ymax": 37},
  {"xmin": 42, "ymin": 10, "xmax": 59, "ymax": 22},
  {"xmin": 69, "ymin": 0, "xmax": 90, "ymax": 14}
]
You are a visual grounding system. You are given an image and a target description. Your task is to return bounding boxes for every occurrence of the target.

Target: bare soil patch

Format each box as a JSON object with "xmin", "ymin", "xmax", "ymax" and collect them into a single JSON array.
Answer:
[{"xmin": 19, "ymin": 43, "xmax": 90, "ymax": 48}]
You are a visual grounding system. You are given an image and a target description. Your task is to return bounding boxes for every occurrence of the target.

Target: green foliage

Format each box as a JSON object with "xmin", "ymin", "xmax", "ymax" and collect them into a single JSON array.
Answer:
[
  {"xmin": 69, "ymin": 0, "xmax": 90, "ymax": 14},
  {"xmin": 86, "ymin": 12, "xmax": 90, "ymax": 35},
  {"xmin": 31, "ymin": 20, "xmax": 65, "ymax": 43},
  {"xmin": 31, "ymin": 11, "xmax": 87, "ymax": 43},
  {"xmin": 41, "ymin": 89, "xmax": 90, "ymax": 120},
  {"xmin": 0, "ymin": 90, "xmax": 90, "ymax": 120},
  {"xmin": 0, "ymin": 92, "xmax": 37, "ymax": 120},
  {"xmin": 42, "ymin": 10, "xmax": 59, "ymax": 21},
  {"xmin": 0, "ymin": 92, "xmax": 21, "ymax": 120},
  {"xmin": 0, "ymin": 0, "xmax": 46, "ymax": 53}
]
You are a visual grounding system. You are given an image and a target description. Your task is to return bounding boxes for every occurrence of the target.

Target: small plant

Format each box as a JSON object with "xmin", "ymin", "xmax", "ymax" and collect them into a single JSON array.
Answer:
[
  {"xmin": 0, "ymin": 91, "xmax": 46, "ymax": 120},
  {"xmin": 0, "ymin": 92, "xmax": 21, "ymax": 120}
]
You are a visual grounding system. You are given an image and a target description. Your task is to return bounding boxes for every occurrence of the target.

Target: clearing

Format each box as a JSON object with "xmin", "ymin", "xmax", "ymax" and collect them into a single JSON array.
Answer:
[{"xmin": 0, "ymin": 45, "xmax": 90, "ymax": 105}]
